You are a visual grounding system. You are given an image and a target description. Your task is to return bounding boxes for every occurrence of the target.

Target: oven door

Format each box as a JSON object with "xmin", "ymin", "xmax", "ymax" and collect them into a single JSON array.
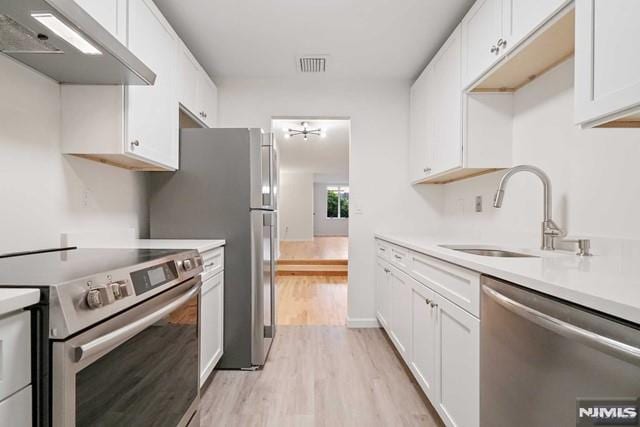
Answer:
[{"xmin": 52, "ymin": 277, "xmax": 201, "ymax": 427}]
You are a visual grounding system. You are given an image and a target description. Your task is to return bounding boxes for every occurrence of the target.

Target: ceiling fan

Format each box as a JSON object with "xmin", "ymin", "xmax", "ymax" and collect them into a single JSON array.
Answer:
[{"xmin": 283, "ymin": 122, "xmax": 326, "ymax": 141}]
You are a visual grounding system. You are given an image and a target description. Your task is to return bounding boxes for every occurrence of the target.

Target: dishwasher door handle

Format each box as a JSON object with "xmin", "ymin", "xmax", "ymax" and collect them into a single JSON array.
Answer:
[{"xmin": 482, "ymin": 285, "xmax": 640, "ymax": 365}]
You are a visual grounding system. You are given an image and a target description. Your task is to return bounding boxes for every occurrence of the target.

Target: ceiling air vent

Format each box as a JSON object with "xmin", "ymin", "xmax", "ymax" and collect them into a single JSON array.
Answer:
[{"xmin": 297, "ymin": 55, "xmax": 327, "ymax": 73}]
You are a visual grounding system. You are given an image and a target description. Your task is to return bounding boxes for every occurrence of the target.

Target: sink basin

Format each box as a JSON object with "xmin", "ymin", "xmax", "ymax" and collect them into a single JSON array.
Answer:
[{"xmin": 439, "ymin": 245, "xmax": 538, "ymax": 258}]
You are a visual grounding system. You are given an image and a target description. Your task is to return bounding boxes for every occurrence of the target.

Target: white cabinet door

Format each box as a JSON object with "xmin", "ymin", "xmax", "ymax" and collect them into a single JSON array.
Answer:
[
  {"xmin": 200, "ymin": 272, "xmax": 224, "ymax": 385},
  {"xmin": 198, "ymin": 74, "xmax": 218, "ymax": 128},
  {"xmin": 178, "ymin": 45, "xmax": 201, "ymax": 117},
  {"xmin": 409, "ymin": 65, "xmax": 431, "ymax": 183},
  {"xmin": 389, "ymin": 267, "xmax": 412, "ymax": 360},
  {"xmin": 575, "ymin": 0, "xmax": 640, "ymax": 126},
  {"xmin": 0, "ymin": 311, "xmax": 30, "ymax": 402},
  {"xmin": 375, "ymin": 258, "xmax": 391, "ymax": 329},
  {"xmin": 430, "ymin": 26, "xmax": 463, "ymax": 176},
  {"xmin": 503, "ymin": 0, "xmax": 569, "ymax": 49},
  {"xmin": 461, "ymin": 0, "xmax": 504, "ymax": 88},
  {"xmin": 74, "ymin": 0, "xmax": 127, "ymax": 43},
  {"xmin": 126, "ymin": 0, "xmax": 179, "ymax": 169},
  {"xmin": 0, "ymin": 385, "xmax": 31, "ymax": 427},
  {"xmin": 410, "ymin": 281, "xmax": 437, "ymax": 400},
  {"xmin": 435, "ymin": 293, "xmax": 480, "ymax": 427}
]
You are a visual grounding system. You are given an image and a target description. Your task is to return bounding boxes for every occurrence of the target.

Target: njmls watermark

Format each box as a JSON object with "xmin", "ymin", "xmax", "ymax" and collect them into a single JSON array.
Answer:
[{"xmin": 577, "ymin": 398, "xmax": 639, "ymax": 426}]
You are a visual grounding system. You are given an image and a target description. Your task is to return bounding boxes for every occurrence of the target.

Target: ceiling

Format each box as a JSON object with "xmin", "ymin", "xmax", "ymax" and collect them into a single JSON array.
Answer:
[
  {"xmin": 154, "ymin": 0, "xmax": 474, "ymax": 80},
  {"xmin": 273, "ymin": 119, "xmax": 349, "ymax": 181}
]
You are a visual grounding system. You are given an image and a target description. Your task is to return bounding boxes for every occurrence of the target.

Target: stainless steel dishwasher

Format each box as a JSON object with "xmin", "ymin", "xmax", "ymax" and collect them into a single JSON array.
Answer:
[{"xmin": 481, "ymin": 275, "xmax": 640, "ymax": 427}]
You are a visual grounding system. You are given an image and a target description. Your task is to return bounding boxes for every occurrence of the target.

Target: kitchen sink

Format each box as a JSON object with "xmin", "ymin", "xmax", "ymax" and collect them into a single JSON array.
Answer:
[{"xmin": 439, "ymin": 245, "xmax": 538, "ymax": 258}]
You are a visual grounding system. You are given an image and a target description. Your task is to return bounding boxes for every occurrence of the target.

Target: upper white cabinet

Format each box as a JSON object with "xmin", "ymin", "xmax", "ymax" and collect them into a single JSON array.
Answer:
[
  {"xmin": 73, "ymin": 0, "xmax": 127, "ymax": 44},
  {"xmin": 462, "ymin": 0, "xmax": 573, "ymax": 91},
  {"xmin": 575, "ymin": 0, "xmax": 640, "ymax": 128},
  {"xmin": 461, "ymin": 0, "xmax": 504, "ymax": 88},
  {"xmin": 409, "ymin": 25, "xmax": 512, "ymax": 185},
  {"xmin": 62, "ymin": 0, "xmax": 218, "ymax": 171},
  {"xmin": 178, "ymin": 44, "xmax": 218, "ymax": 128}
]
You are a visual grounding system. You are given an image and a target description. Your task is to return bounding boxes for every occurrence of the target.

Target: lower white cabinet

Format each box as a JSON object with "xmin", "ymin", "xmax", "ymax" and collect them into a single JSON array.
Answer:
[
  {"xmin": 0, "ymin": 385, "xmax": 31, "ymax": 427},
  {"xmin": 0, "ymin": 311, "xmax": 32, "ymax": 427},
  {"xmin": 375, "ymin": 238, "xmax": 480, "ymax": 427},
  {"xmin": 389, "ymin": 267, "xmax": 413, "ymax": 360},
  {"xmin": 200, "ymin": 271, "xmax": 224, "ymax": 385}
]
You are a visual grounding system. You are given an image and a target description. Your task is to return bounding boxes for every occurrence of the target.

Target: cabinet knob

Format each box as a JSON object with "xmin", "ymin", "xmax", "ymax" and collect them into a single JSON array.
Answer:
[
  {"xmin": 130, "ymin": 140, "xmax": 140, "ymax": 148},
  {"xmin": 203, "ymin": 112, "xmax": 208, "ymax": 118},
  {"xmin": 384, "ymin": 268, "xmax": 390, "ymax": 273},
  {"xmin": 430, "ymin": 302, "xmax": 438, "ymax": 308},
  {"xmin": 497, "ymin": 38, "xmax": 507, "ymax": 49},
  {"xmin": 425, "ymin": 298, "xmax": 432, "ymax": 305},
  {"xmin": 423, "ymin": 167, "xmax": 432, "ymax": 174},
  {"xmin": 490, "ymin": 45, "xmax": 499, "ymax": 54}
]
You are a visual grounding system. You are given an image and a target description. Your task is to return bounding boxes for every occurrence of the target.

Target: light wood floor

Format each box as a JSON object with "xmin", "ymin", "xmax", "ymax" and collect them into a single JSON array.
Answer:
[
  {"xmin": 200, "ymin": 326, "xmax": 443, "ymax": 427},
  {"xmin": 276, "ymin": 276, "xmax": 347, "ymax": 325},
  {"xmin": 279, "ymin": 237, "xmax": 348, "ymax": 260}
]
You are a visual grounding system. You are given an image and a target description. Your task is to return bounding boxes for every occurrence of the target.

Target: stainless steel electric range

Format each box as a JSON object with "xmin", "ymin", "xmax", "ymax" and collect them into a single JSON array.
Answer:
[{"xmin": 0, "ymin": 247, "xmax": 204, "ymax": 427}]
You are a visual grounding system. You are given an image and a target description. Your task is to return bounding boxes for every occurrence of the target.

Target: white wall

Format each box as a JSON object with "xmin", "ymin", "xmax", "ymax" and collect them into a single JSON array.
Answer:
[
  {"xmin": 218, "ymin": 77, "xmax": 443, "ymax": 325},
  {"xmin": 0, "ymin": 56, "xmax": 148, "ymax": 254},
  {"xmin": 314, "ymin": 183, "xmax": 349, "ymax": 237},
  {"xmin": 441, "ymin": 58, "xmax": 640, "ymax": 252},
  {"xmin": 280, "ymin": 171, "xmax": 314, "ymax": 241}
]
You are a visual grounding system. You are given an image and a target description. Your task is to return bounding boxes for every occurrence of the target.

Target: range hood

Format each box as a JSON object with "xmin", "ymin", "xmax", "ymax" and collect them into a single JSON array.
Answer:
[{"xmin": 0, "ymin": 0, "xmax": 155, "ymax": 85}]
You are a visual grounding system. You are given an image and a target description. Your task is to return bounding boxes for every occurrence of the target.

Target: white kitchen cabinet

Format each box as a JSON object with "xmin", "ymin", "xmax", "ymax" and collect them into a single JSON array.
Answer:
[
  {"xmin": 375, "ymin": 258, "xmax": 391, "ymax": 329},
  {"xmin": 389, "ymin": 266, "xmax": 412, "ymax": 361},
  {"xmin": 410, "ymin": 281, "xmax": 438, "ymax": 401},
  {"xmin": 409, "ymin": 64, "xmax": 432, "ymax": 182},
  {"xmin": 0, "ymin": 385, "xmax": 31, "ymax": 427},
  {"xmin": 575, "ymin": 0, "xmax": 640, "ymax": 128},
  {"xmin": 434, "ymin": 292, "xmax": 480, "ymax": 427},
  {"xmin": 503, "ymin": 0, "xmax": 569, "ymax": 48},
  {"xmin": 73, "ymin": 0, "xmax": 127, "ymax": 43},
  {"xmin": 0, "ymin": 311, "xmax": 31, "ymax": 402},
  {"xmin": 177, "ymin": 43, "xmax": 218, "ymax": 128},
  {"xmin": 409, "ymin": 24, "xmax": 512, "ymax": 185},
  {"xmin": 461, "ymin": 0, "xmax": 504, "ymax": 88},
  {"xmin": 200, "ymin": 271, "xmax": 224, "ymax": 385}
]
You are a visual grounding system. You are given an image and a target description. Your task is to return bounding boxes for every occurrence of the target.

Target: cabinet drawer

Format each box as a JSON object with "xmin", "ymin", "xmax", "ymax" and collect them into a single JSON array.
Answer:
[
  {"xmin": 0, "ymin": 311, "xmax": 31, "ymax": 402},
  {"xmin": 375, "ymin": 240, "xmax": 390, "ymax": 260},
  {"xmin": 201, "ymin": 247, "xmax": 224, "ymax": 280},
  {"xmin": 389, "ymin": 244, "xmax": 410, "ymax": 271},
  {"xmin": 409, "ymin": 251, "xmax": 480, "ymax": 317},
  {"xmin": 0, "ymin": 385, "xmax": 31, "ymax": 427}
]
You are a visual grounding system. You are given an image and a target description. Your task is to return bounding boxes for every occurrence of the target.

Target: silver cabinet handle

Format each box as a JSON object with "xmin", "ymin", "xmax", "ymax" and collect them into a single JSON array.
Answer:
[
  {"xmin": 130, "ymin": 140, "xmax": 140, "ymax": 148},
  {"xmin": 430, "ymin": 302, "xmax": 438, "ymax": 308},
  {"xmin": 74, "ymin": 280, "xmax": 201, "ymax": 362},
  {"xmin": 425, "ymin": 298, "xmax": 432, "ymax": 305},
  {"xmin": 490, "ymin": 45, "xmax": 499, "ymax": 54},
  {"xmin": 383, "ymin": 268, "xmax": 390, "ymax": 273},
  {"xmin": 379, "ymin": 247, "xmax": 386, "ymax": 252},
  {"xmin": 497, "ymin": 38, "xmax": 507, "ymax": 49},
  {"xmin": 423, "ymin": 167, "xmax": 432, "ymax": 174},
  {"xmin": 482, "ymin": 285, "xmax": 640, "ymax": 365},
  {"xmin": 394, "ymin": 254, "xmax": 402, "ymax": 260},
  {"xmin": 204, "ymin": 262, "xmax": 215, "ymax": 268}
]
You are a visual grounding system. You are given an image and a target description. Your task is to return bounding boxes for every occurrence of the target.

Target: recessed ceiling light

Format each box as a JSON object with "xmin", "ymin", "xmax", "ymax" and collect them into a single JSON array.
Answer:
[
  {"xmin": 284, "ymin": 133, "xmax": 290, "ymax": 139},
  {"xmin": 31, "ymin": 13, "xmax": 102, "ymax": 55}
]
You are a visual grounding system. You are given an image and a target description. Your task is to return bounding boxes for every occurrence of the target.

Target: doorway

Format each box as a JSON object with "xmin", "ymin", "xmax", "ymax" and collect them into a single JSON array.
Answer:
[{"xmin": 272, "ymin": 118, "xmax": 350, "ymax": 326}]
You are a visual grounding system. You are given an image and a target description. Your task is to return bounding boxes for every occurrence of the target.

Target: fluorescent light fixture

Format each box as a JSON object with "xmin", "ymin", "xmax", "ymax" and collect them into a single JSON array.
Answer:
[{"xmin": 31, "ymin": 13, "xmax": 102, "ymax": 55}]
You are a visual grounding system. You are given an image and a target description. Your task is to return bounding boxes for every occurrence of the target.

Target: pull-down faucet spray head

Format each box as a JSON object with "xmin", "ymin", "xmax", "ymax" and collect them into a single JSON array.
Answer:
[{"xmin": 493, "ymin": 189, "xmax": 505, "ymax": 208}]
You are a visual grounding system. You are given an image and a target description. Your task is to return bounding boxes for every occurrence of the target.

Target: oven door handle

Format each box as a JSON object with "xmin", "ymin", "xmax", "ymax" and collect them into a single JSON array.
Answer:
[
  {"xmin": 482, "ymin": 285, "xmax": 640, "ymax": 365},
  {"xmin": 74, "ymin": 281, "xmax": 201, "ymax": 362}
]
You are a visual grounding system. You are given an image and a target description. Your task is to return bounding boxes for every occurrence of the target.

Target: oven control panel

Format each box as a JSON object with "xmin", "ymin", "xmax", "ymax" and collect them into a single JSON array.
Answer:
[
  {"xmin": 85, "ymin": 280, "xmax": 132, "ymax": 309},
  {"xmin": 130, "ymin": 261, "xmax": 179, "ymax": 296}
]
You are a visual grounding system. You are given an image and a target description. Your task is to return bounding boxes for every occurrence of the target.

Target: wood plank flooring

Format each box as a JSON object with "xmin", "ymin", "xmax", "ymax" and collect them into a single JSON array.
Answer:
[
  {"xmin": 276, "ymin": 276, "xmax": 347, "ymax": 325},
  {"xmin": 200, "ymin": 326, "xmax": 443, "ymax": 427},
  {"xmin": 279, "ymin": 237, "xmax": 348, "ymax": 260}
]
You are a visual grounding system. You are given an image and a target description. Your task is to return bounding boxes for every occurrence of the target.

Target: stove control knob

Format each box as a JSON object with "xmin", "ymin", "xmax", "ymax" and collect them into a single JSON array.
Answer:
[
  {"xmin": 111, "ymin": 283, "xmax": 122, "ymax": 299},
  {"xmin": 86, "ymin": 289, "xmax": 103, "ymax": 309},
  {"xmin": 183, "ymin": 259, "xmax": 193, "ymax": 271},
  {"xmin": 119, "ymin": 282, "xmax": 130, "ymax": 297}
]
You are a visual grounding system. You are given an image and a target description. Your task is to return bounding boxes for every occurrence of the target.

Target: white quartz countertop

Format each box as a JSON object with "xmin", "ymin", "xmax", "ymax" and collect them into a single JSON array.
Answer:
[
  {"xmin": 91, "ymin": 239, "xmax": 225, "ymax": 253},
  {"xmin": 0, "ymin": 288, "xmax": 40, "ymax": 317},
  {"xmin": 375, "ymin": 233, "xmax": 640, "ymax": 325}
]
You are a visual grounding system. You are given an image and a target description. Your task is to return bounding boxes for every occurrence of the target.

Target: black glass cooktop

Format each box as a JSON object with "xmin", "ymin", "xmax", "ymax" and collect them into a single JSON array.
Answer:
[{"xmin": 0, "ymin": 247, "xmax": 189, "ymax": 286}]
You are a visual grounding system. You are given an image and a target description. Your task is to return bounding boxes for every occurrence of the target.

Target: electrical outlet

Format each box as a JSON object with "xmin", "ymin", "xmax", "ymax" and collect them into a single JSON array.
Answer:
[{"xmin": 475, "ymin": 195, "xmax": 483, "ymax": 213}]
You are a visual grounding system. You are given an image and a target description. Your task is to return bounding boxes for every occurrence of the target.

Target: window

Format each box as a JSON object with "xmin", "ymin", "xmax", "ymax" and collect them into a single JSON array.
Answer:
[{"xmin": 327, "ymin": 186, "xmax": 349, "ymax": 218}]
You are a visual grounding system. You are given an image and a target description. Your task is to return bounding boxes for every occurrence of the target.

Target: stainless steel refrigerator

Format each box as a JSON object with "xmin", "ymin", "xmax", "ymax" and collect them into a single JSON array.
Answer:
[{"xmin": 149, "ymin": 128, "xmax": 278, "ymax": 370}]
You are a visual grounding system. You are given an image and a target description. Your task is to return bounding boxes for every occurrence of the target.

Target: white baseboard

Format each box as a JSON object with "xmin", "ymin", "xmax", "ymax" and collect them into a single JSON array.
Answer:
[{"xmin": 346, "ymin": 316, "xmax": 381, "ymax": 328}]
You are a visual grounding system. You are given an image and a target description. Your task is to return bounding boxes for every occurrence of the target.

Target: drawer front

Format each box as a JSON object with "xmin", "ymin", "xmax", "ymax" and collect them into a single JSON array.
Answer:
[
  {"xmin": 409, "ymin": 251, "xmax": 480, "ymax": 317},
  {"xmin": 0, "ymin": 385, "xmax": 31, "ymax": 427},
  {"xmin": 376, "ymin": 240, "xmax": 390, "ymax": 260},
  {"xmin": 202, "ymin": 247, "xmax": 224, "ymax": 280},
  {"xmin": 0, "ymin": 311, "xmax": 31, "ymax": 402},
  {"xmin": 389, "ymin": 244, "xmax": 410, "ymax": 271}
]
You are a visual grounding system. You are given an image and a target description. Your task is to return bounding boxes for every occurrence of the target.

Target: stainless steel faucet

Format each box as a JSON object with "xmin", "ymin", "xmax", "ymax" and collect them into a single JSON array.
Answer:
[{"xmin": 493, "ymin": 165, "xmax": 565, "ymax": 250}]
